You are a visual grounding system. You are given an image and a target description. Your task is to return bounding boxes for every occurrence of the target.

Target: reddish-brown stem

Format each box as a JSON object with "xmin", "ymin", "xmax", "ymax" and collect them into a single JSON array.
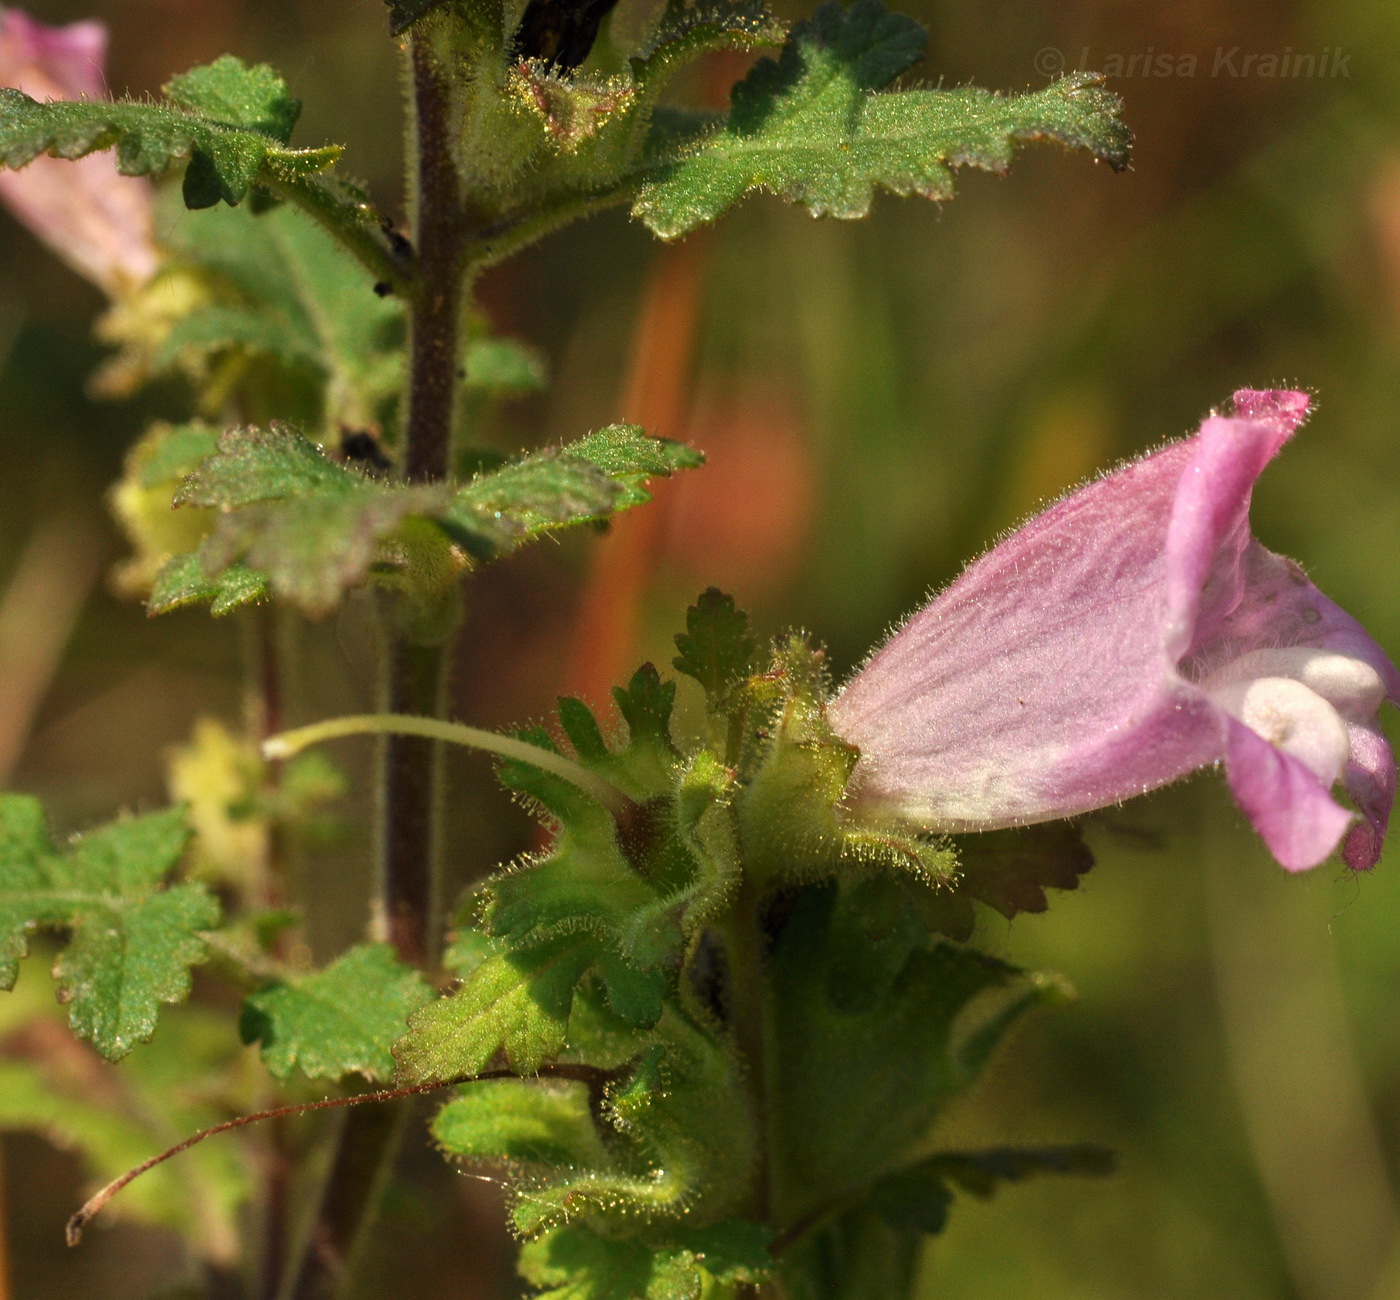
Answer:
[
  {"xmin": 378, "ymin": 30, "xmax": 473, "ymax": 970},
  {"xmin": 67, "ymin": 1065, "xmax": 614, "ymax": 1249}
]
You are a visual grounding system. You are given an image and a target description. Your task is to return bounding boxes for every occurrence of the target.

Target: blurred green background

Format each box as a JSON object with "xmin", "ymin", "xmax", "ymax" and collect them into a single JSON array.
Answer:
[{"xmin": 4, "ymin": 0, "xmax": 1400, "ymax": 1296}]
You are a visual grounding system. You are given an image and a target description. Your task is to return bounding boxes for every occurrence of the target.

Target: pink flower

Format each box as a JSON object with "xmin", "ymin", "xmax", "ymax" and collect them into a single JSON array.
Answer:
[
  {"xmin": 829, "ymin": 390, "xmax": 1400, "ymax": 872},
  {"xmin": 0, "ymin": 8, "xmax": 157, "ymax": 295}
]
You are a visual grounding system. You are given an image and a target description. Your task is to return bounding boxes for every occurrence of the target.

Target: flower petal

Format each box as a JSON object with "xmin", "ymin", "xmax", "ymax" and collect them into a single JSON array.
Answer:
[
  {"xmin": 830, "ymin": 394, "xmax": 1307, "ymax": 830},
  {"xmin": 1222, "ymin": 717, "xmax": 1354, "ymax": 870},
  {"xmin": 1341, "ymin": 720, "xmax": 1395, "ymax": 870},
  {"xmin": 0, "ymin": 10, "xmax": 157, "ymax": 295}
]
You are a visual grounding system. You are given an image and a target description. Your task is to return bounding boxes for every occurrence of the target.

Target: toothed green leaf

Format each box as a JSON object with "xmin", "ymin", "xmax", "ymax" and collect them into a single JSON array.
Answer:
[
  {"xmin": 870, "ymin": 1145, "xmax": 1116, "ymax": 1235},
  {"xmin": 520, "ymin": 1220, "xmax": 773, "ymax": 1300},
  {"xmin": 0, "ymin": 57, "xmax": 336, "ymax": 209},
  {"xmin": 148, "ymin": 553, "xmax": 269, "ymax": 616},
  {"xmin": 0, "ymin": 797, "xmax": 218, "ymax": 1060},
  {"xmin": 158, "ymin": 423, "xmax": 700, "ymax": 615},
  {"xmin": 634, "ymin": 0, "xmax": 1131, "ymax": 237},
  {"xmin": 433, "ymin": 1077, "xmax": 611, "ymax": 1168},
  {"xmin": 766, "ymin": 882, "xmax": 1057, "ymax": 1226},
  {"xmin": 394, "ymin": 933, "xmax": 599, "ymax": 1082},
  {"xmin": 241, "ymin": 942, "xmax": 434, "ymax": 1082},
  {"xmin": 673, "ymin": 587, "xmax": 760, "ymax": 700}
]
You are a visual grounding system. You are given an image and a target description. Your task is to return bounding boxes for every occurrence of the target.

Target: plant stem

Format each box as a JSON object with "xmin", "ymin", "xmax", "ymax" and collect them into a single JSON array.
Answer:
[
  {"xmin": 264, "ymin": 714, "xmax": 631, "ymax": 814},
  {"xmin": 720, "ymin": 881, "xmax": 773, "ymax": 1229},
  {"xmin": 281, "ymin": 28, "xmax": 472, "ymax": 1299},
  {"xmin": 375, "ymin": 27, "xmax": 473, "ymax": 971}
]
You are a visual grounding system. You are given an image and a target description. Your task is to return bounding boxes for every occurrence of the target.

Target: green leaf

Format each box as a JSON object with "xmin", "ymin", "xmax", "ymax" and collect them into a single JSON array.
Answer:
[
  {"xmin": 173, "ymin": 423, "xmax": 450, "ymax": 616},
  {"xmin": 241, "ymin": 942, "xmax": 433, "ymax": 1082},
  {"xmin": 633, "ymin": 0, "xmax": 1131, "ymax": 238},
  {"xmin": 0, "ymin": 57, "xmax": 337, "ymax": 209},
  {"xmin": 464, "ymin": 336, "xmax": 549, "ymax": 395},
  {"xmin": 0, "ymin": 1000, "xmax": 253, "ymax": 1251},
  {"xmin": 164, "ymin": 55, "xmax": 302, "ymax": 143},
  {"xmin": 136, "ymin": 423, "xmax": 221, "ymax": 488},
  {"xmin": 871, "ymin": 1145, "xmax": 1116, "ymax": 1236},
  {"xmin": 765, "ymin": 882, "xmax": 1052, "ymax": 1226},
  {"xmin": 157, "ymin": 198, "xmax": 406, "ymax": 429},
  {"xmin": 433, "ymin": 1077, "xmax": 611, "ymax": 1168},
  {"xmin": 951, "ymin": 823, "xmax": 1094, "ymax": 920},
  {"xmin": 148, "ymin": 553, "xmax": 270, "ymax": 617},
  {"xmin": 520, "ymin": 1221, "xmax": 773, "ymax": 1300},
  {"xmin": 632, "ymin": 0, "xmax": 786, "ymax": 90},
  {"xmin": 482, "ymin": 678, "xmax": 736, "ymax": 992},
  {"xmin": 159, "ymin": 423, "xmax": 700, "ymax": 616},
  {"xmin": 673, "ymin": 587, "xmax": 760, "ymax": 701},
  {"xmin": 446, "ymin": 426, "xmax": 703, "ymax": 560},
  {"xmin": 394, "ymin": 934, "xmax": 598, "ymax": 1083},
  {"xmin": 0, "ymin": 797, "xmax": 218, "ymax": 1059}
]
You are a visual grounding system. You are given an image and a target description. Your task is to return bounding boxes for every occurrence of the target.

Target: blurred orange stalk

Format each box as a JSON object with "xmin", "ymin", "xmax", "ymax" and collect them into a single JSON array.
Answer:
[{"xmin": 563, "ymin": 232, "xmax": 710, "ymax": 706}]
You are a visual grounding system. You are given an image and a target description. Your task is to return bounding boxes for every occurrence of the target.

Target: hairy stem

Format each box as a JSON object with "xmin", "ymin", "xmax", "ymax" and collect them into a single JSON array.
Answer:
[
  {"xmin": 281, "ymin": 29, "xmax": 472, "ymax": 1299},
  {"xmin": 719, "ymin": 882, "xmax": 773, "ymax": 1228},
  {"xmin": 264, "ymin": 714, "xmax": 631, "ymax": 815},
  {"xmin": 376, "ymin": 28, "xmax": 473, "ymax": 970}
]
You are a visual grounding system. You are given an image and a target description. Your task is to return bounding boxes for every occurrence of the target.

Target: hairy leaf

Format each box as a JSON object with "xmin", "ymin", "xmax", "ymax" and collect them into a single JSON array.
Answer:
[
  {"xmin": 953, "ymin": 822, "xmax": 1094, "ymax": 920},
  {"xmin": 395, "ymin": 934, "xmax": 600, "ymax": 1083},
  {"xmin": 634, "ymin": 0, "xmax": 1130, "ymax": 237},
  {"xmin": 161, "ymin": 423, "xmax": 700, "ymax": 615},
  {"xmin": 156, "ymin": 198, "xmax": 405, "ymax": 429},
  {"xmin": 241, "ymin": 942, "xmax": 433, "ymax": 1081},
  {"xmin": 0, "ymin": 57, "xmax": 337, "ymax": 209},
  {"xmin": 433, "ymin": 1077, "xmax": 611, "ymax": 1168},
  {"xmin": 633, "ymin": 0, "xmax": 786, "ymax": 88},
  {"xmin": 0, "ymin": 797, "xmax": 217, "ymax": 1059},
  {"xmin": 871, "ymin": 1145, "xmax": 1116, "ymax": 1235},
  {"xmin": 766, "ymin": 882, "xmax": 1056, "ymax": 1225},
  {"xmin": 520, "ymin": 1221, "xmax": 773, "ymax": 1299},
  {"xmin": 673, "ymin": 587, "xmax": 760, "ymax": 700},
  {"xmin": 148, "ymin": 553, "xmax": 270, "ymax": 617}
]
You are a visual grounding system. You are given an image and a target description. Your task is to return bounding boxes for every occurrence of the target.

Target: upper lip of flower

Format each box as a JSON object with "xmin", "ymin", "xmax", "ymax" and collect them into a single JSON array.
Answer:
[{"xmin": 829, "ymin": 388, "xmax": 1399, "ymax": 872}]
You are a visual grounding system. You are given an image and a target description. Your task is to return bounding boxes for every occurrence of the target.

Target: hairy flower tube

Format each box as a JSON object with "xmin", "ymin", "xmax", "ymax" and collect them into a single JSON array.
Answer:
[
  {"xmin": 830, "ymin": 390, "xmax": 1399, "ymax": 871},
  {"xmin": 0, "ymin": 8, "xmax": 157, "ymax": 295}
]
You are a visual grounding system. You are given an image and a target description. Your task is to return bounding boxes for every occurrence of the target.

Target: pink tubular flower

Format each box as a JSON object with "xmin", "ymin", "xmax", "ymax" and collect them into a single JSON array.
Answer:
[
  {"xmin": 0, "ymin": 8, "xmax": 157, "ymax": 295},
  {"xmin": 830, "ymin": 390, "xmax": 1400, "ymax": 872}
]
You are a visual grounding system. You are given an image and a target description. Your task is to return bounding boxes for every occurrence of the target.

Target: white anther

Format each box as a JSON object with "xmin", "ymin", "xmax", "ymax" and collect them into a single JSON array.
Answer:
[
  {"xmin": 1208, "ymin": 676, "xmax": 1351, "ymax": 785},
  {"xmin": 1202, "ymin": 647, "xmax": 1384, "ymax": 722}
]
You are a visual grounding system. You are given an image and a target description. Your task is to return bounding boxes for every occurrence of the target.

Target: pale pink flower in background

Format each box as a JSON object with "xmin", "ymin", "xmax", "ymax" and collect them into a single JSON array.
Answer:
[
  {"xmin": 0, "ymin": 8, "xmax": 157, "ymax": 295},
  {"xmin": 831, "ymin": 390, "xmax": 1399, "ymax": 872}
]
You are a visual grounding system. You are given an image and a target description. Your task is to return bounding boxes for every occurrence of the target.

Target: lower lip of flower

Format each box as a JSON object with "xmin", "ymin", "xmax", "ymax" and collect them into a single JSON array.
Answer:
[{"xmin": 1198, "ymin": 646, "xmax": 1385, "ymax": 784}]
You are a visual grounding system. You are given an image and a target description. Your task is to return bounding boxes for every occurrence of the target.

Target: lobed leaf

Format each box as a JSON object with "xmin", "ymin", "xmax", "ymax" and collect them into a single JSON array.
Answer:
[
  {"xmin": 953, "ymin": 822, "xmax": 1095, "ymax": 920},
  {"xmin": 633, "ymin": 0, "xmax": 1131, "ymax": 238},
  {"xmin": 519, "ymin": 1221, "xmax": 773, "ymax": 1300},
  {"xmin": 394, "ymin": 933, "xmax": 600, "ymax": 1083},
  {"xmin": 673, "ymin": 587, "xmax": 760, "ymax": 701},
  {"xmin": 0, "ymin": 56, "xmax": 337, "ymax": 209},
  {"xmin": 148, "ymin": 553, "xmax": 269, "ymax": 617},
  {"xmin": 765, "ymin": 882, "xmax": 1053, "ymax": 1225},
  {"xmin": 156, "ymin": 423, "xmax": 700, "ymax": 616},
  {"xmin": 0, "ymin": 797, "xmax": 217, "ymax": 1059},
  {"xmin": 241, "ymin": 942, "xmax": 434, "ymax": 1082},
  {"xmin": 871, "ymin": 1144, "xmax": 1116, "ymax": 1236}
]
